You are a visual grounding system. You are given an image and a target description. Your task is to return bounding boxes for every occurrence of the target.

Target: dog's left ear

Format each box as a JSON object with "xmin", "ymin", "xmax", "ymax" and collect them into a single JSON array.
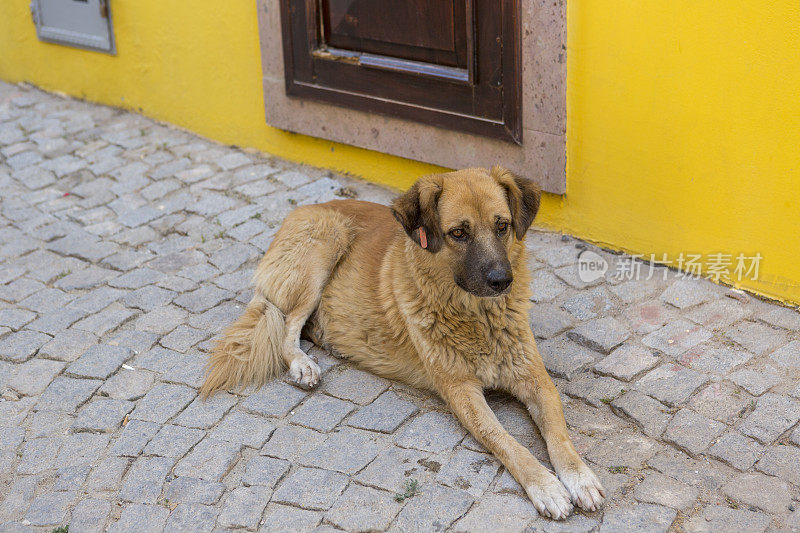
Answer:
[
  {"xmin": 390, "ymin": 175, "xmax": 444, "ymax": 253},
  {"xmin": 491, "ymin": 166, "xmax": 541, "ymax": 241}
]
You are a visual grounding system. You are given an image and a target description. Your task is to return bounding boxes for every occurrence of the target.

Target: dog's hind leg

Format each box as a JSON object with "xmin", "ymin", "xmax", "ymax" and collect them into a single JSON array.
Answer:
[
  {"xmin": 252, "ymin": 205, "xmax": 355, "ymax": 389},
  {"xmin": 202, "ymin": 205, "xmax": 355, "ymax": 395}
]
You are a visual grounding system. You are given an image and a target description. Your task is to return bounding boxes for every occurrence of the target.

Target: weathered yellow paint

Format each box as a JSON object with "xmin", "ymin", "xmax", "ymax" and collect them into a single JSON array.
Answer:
[{"xmin": 1, "ymin": 1, "xmax": 799, "ymax": 305}]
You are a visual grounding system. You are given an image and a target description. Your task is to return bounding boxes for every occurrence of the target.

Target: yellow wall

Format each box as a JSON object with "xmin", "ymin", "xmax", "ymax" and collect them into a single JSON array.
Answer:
[{"xmin": 2, "ymin": 1, "xmax": 799, "ymax": 305}]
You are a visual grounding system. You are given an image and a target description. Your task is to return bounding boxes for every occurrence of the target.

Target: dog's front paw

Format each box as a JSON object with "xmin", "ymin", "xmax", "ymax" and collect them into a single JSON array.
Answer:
[
  {"xmin": 525, "ymin": 472, "xmax": 573, "ymax": 520},
  {"xmin": 558, "ymin": 463, "xmax": 605, "ymax": 512},
  {"xmin": 289, "ymin": 355, "xmax": 321, "ymax": 389}
]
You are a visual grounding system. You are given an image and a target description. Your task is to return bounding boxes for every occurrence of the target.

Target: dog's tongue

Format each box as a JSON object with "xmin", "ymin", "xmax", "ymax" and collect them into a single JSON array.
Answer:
[{"xmin": 418, "ymin": 227, "xmax": 427, "ymax": 249}]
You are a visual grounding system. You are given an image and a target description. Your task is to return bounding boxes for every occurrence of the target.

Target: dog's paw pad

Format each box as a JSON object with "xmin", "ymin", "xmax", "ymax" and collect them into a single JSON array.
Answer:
[
  {"xmin": 289, "ymin": 356, "xmax": 321, "ymax": 390},
  {"xmin": 525, "ymin": 476, "xmax": 573, "ymax": 520},
  {"xmin": 558, "ymin": 465, "xmax": 606, "ymax": 512}
]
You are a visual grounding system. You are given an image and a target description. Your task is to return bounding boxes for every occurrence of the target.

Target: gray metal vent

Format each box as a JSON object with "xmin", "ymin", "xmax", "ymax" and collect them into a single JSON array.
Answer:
[{"xmin": 31, "ymin": 0, "xmax": 116, "ymax": 54}]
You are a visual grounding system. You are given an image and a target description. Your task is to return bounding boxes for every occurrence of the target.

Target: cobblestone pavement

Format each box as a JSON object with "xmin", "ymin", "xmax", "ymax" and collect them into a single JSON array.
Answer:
[{"xmin": 1, "ymin": 81, "xmax": 799, "ymax": 532}]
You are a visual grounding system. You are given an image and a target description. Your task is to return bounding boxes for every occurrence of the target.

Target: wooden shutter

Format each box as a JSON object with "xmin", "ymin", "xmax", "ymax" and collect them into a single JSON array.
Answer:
[{"xmin": 279, "ymin": 0, "xmax": 522, "ymax": 144}]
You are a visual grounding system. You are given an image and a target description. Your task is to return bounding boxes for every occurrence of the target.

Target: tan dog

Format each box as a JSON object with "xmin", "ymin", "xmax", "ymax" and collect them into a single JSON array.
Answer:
[{"xmin": 201, "ymin": 167, "xmax": 605, "ymax": 519}]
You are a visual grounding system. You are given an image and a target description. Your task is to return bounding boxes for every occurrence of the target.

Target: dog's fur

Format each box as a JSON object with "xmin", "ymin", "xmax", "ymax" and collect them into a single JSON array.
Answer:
[{"xmin": 201, "ymin": 167, "xmax": 605, "ymax": 518}]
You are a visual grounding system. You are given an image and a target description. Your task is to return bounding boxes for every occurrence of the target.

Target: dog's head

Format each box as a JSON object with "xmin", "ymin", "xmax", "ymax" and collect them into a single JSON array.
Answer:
[{"xmin": 391, "ymin": 167, "xmax": 541, "ymax": 297}]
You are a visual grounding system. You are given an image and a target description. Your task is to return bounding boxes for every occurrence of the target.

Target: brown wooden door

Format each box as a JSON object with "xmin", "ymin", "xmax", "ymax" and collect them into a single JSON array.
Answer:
[{"xmin": 279, "ymin": 0, "xmax": 521, "ymax": 144}]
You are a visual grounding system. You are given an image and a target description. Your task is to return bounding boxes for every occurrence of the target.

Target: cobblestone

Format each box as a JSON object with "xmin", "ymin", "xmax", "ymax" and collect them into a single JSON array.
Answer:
[{"xmin": 1, "ymin": 82, "xmax": 798, "ymax": 532}]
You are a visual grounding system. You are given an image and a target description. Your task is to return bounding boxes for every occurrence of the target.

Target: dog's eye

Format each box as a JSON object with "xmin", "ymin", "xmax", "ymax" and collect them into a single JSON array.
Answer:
[
  {"xmin": 497, "ymin": 222, "xmax": 509, "ymax": 234},
  {"xmin": 449, "ymin": 228, "xmax": 467, "ymax": 240}
]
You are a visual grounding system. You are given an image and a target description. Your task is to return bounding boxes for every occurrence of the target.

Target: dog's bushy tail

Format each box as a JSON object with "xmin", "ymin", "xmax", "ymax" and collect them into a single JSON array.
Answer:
[{"xmin": 200, "ymin": 295, "xmax": 285, "ymax": 398}]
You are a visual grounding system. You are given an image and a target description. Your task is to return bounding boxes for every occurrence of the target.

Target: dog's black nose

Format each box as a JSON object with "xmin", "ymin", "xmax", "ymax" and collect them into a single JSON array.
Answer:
[{"xmin": 486, "ymin": 268, "xmax": 512, "ymax": 292}]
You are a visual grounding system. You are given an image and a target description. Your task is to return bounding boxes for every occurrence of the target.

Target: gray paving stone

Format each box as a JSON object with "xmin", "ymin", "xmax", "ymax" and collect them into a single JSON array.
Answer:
[
  {"xmin": 600, "ymin": 503, "xmax": 677, "ymax": 533},
  {"xmin": 728, "ymin": 366, "xmax": 781, "ymax": 396},
  {"xmin": 394, "ymin": 411, "xmax": 467, "ymax": 452},
  {"xmin": 19, "ymin": 288, "xmax": 75, "ymax": 313},
  {"xmin": 217, "ymin": 486, "xmax": 272, "ymax": 530},
  {"xmin": 326, "ymin": 483, "xmax": 403, "ymax": 531},
  {"xmin": 635, "ymin": 363, "xmax": 708, "ymax": 406},
  {"xmin": 272, "ymin": 467, "xmax": 348, "ymax": 510},
  {"xmin": 537, "ymin": 334, "xmax": 601, "ymax": 379},
  {"xmin": 663, "ymin": 409, "xmax": 725, "ymax": 456},
  {"xmin": 759, "ymin": 305, "xmax": 800, "ymax": 331},
  {"xmin": 722, "ymin": 471, "xmax": 792, "ymax": 514},
  {"xmin": 73, "ymin": 398, "xmax": 134, "ymax": 432},
  {"xmin": 769, "ymin": 339, "xmax": 800, "ymax": 369},
  {"xmin": 660, "ymin": 278, "xmax": 718, "ymax": 309},
  {"xmin": 568, "ymin": 316, "xmax": 630, "ymax": 354},
  {"xmin": 159, "ymin": 324, "xmax": 207, "ymax": 352},
  {"xmin": 209, "ymin": 410, "xmax": 276, "ymax": 448},
  {"xmin": 134, "ymin": 305, "xmax": 188, "ymax": 335},
  {"xmin": 130, "ymin": 383, "xmax": 196, "ymax": 423},
  {"xmin": 681, "ymin": 344, "xmax": 753, "ymax": 374},
  {"xmin": 161, "ymin": 351, "xmax": 206, "ymax": 388},
  {"xmin": 36, "ymin": 376, "xmax": 101, "ymax": 412},
  {"xmin": 53, "ymin": 463, "xmax": 91, "ymax": 491},
  {"xmin": 684, "ymin": 505, "xmax": 770, "ymax": 533},
  {"xmin": 739, "ymin": 393, "xmax": 800, "ymax": 444},
  {"xmin": 633, "ymin": 471, "xmax": 698, "ymax": 510},
  {"xmin": 119, "ymin": 455, "xmax": 176, "ymax": 503},
  {"xmin": 0, "ymin": 330, "xmax": 51, "ymax": 362},
  {"xmin": 611, "ymin": 391, "xmax": 671, "ymax": 438},
  {"xmin": 688, "ymin": 381, "xmax": 752, "ymax": 424},
  {"xmin": 132, "ymin": 346, "xmax": 183, "ymax": 373},
  {"xmin": 66, "ymin": 344, "xmax": 132, "ymax": 379},
  {"xmin": 70, "ymin": 498, "xmax": 111, "ymax": 533},
  {"xmin": 7, "ymin": 358, "xmax": 65, "ymax": 396},
  {"xmin": 724, "ymin": 321, "xmax": 788, "ymax": 355},
  {"xmin": 530, "ymin": 270, "xmax": 568, "ymax": 302},
  {"xmin": 109, "ymin": 503, "xmax": 168, "ymax": 533},
  {"xmin": 86, "ymin": 456, "xmax": 130, "ymax": 491},
  {"xmin": 754, "ymin": 444, "xmax": 800, "ymax": 485},
  {"xmin": 112, "ymin": 419, "xmax": 161, "ymax": 456},
  {"xmin": 38, "ymin": 329, "xmax": 97, "ymax": 361},
  {"xmin": 173, "ymin": 284, "xmax": 233, "ymax": 313},
  {"xmin": 109, "ymin": 267, "xmax": 165, "ymax": 289},
  {"xmin": 320, "ymin": 366, "xmax": 390, "ymax": 404},
  {"xmin": 72, "ymin": 303, "xmax": 135, "ymax": 336},
  {"xmin": 18, "ymin": 436, "xmax": 62, "ymax": 474},
  {"xmin": 55, "ymin": 433, "xmax": 110, "ymax": 468},
  {"xmin": 143, "ymin": 424, "xmax": 205, "ymax": 458},
  {"xmin": 642, "ymin": 319, "xmax": 713, "ymax": 357},
  {"xmin": 54, "ymin": 265, "xmax": 118, "ymax": 290},
  {"xmin": 299, "ymin": 427, "xmax": 382, "ymax": 474},
  {"xmin": 436, "ymin": 448, "xmax": 500, "ymax": 498},
  {"xmin": 24, "ymin": 491, "xmax": 75, "ymax": 527},
  {"xmin": 563, "ymin": 286, "xmax": 616, "ymax": 319},
  {"xmin": 707, "ymin": 431, "xmax": 764, "ymax": 470},
  {"xmin": 260, "ymin": 425, "xmax": 327, "ymax": 461},
  {"xmin": 564, "ymin": 374, "xmax": 626, "ymax": 408},
  {"xmin": 260, "ymin": 503, "xmax": 321, "ymax": 533},
  {"xmin": 453, "ymin": 492, "xmax": 536, "ymax": 532},
  {"xmin": 98, "ymin": 368, "xmax": 155, "ymax": 401},
  {"xmin": 346, "ymin": 390, "xmax": 419, "ymax": 433},
  {"xmin": 163, "ymin": 477, "xmax": 226, "ymax": 505},
  {"xmin": 686, "ymin": 297, "xmax": 751, "ymax": 329},
  {"xmin": 242, "ymin": 455, "xmax": 290, "ymax": 487},
  {"xmin": 394, "ymin": 483, "xmax": 474, "ymax": 531},
  {"xmin": 173, "ymin": 438, "xmax": 242, "ymax": 481},
  {"xmin": 173, "ymin": 392, "xmax": 236, "ymax": 429},
  {"xmin": 290, "ymin": 394, "xmax": 355, "ymax": 432},
  {"xmin": 594, "ymin": 344, "xmax": 660, "ymax": 381},
  {"xmin": 0, "ymin": 308, "xmax": 36, "ymax": 330},
  {"xmin": 0, "ymin": 475, "xmax": 37, "ymax": 519},
  {"xmin": 584, "ymin": 430, "xmax": 660, "ymax": 469},
  {"xmin": 122, "ymin": 285, "xmax": 176, "ymax": 311},
  {"xmin": 164, "ymin": 503, "xmax": 217, "ymax": 533}
]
